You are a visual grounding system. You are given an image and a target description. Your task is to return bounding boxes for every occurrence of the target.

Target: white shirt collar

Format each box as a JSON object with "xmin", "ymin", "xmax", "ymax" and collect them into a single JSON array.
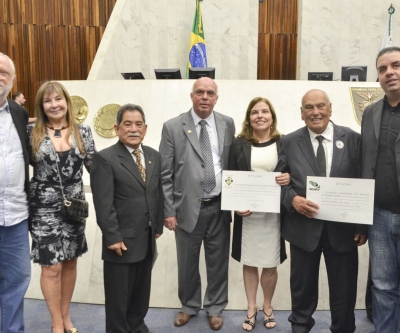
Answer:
[
  {"xmin": 190, "ymin": 108, "xmax": 215, "ymax": 126},
  {"xmin": 0, "ymin": 100, "xmax": 10, "ymax": 113},
  {"xmin": 124, "ymin": 144, "xmax": 143, "ymax": 154},
  {"xmin": 307, "ymin": 121, "xmax": 334, "ymax": 142}
]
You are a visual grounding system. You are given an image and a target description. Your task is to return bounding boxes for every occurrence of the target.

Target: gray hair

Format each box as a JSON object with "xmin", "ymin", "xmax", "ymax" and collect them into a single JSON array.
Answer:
[
  {"xmin": 116, "ymin": 104, "xmax": 146, "ymax": 126},
  {"xmin": 0, "ymin": 53, "xmax": 16, "ymax": 75},
  {"xmin": 301, "ymin": 89, "xmax": 331, "ymax": 106}
]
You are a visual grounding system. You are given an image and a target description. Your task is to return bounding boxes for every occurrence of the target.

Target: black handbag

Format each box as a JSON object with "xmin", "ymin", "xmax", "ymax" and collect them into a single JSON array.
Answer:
[
  {"xmin": 54, "ymin": 146, "xmax": 89, "ymax": 223},
  {"xmin": 61, "ymin": 197, "xmax": 89, "ymax": 221}
]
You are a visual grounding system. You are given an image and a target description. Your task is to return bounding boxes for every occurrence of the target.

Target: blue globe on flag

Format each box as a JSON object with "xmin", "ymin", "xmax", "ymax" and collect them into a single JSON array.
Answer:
[{"xmin": 189, "ymin": 43, "xmax": 208, "ymax": 68}]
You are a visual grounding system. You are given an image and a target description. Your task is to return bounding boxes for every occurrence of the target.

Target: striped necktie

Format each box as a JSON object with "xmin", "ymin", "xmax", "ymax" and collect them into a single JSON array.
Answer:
[{"xmin": 199, "ymin": 120, "xmax": 216, "ymax": 193}]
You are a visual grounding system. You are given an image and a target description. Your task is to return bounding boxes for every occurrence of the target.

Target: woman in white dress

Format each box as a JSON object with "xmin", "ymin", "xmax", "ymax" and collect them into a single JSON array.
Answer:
[{"xmin": 229, "ymin": 97, "xmax": 290, "ymax": 331}]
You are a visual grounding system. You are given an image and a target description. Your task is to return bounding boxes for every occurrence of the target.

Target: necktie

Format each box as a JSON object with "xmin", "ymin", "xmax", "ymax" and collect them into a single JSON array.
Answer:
[
  {"xmin": 316, "ymin": 136, "xmax": 326, "ymax": 177},
  {"xmin": 199, "ymin": 120, "xmax": 216, "ymax": 193},
  {"xmin": 133, "ymin": 149, "xmax": 146, "ymax": 182}
]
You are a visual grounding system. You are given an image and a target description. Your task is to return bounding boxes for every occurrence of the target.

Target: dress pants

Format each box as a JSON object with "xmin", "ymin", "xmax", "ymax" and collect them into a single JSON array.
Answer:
[
  {"xmin": 103, "ymin": 232, "xmax": 152, "ymax": 333},
  {"xmin": 0, "ymin": 219, "xmax": 31, "ymax": 333},
  {"xmin": 289, "ymin": 224, "xmax": 358, "ymax": 333},
  {"xmin": 175, "ymin": 198, "xmax": 230, "ymax": 316}
]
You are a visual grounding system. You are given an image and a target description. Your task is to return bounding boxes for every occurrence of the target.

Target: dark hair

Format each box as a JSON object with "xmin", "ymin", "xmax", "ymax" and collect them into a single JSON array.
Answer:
[
  {"xmin": 237, "ymin": 97, "xmax": 280, "ymax": 143},
  {"xmin": 376, "ymin": 46, "xmax": 400, "ymax": 67},
  {"xmin": 12, "ymin": 91, "xmax": 22, "ymax": 100},
  {"xmin": 116, "ymin": 104, "xmax": 146, "ymax": 125}
]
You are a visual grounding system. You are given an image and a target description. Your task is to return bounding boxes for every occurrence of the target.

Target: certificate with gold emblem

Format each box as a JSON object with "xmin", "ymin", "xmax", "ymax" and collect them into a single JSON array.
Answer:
[
  {"xmin": 306, "ymin": 176, "xmax": 374, "ymax": 224},
  {"xmin": 221, "ymin": 171, "xmax": 281, "ymax": 213}
]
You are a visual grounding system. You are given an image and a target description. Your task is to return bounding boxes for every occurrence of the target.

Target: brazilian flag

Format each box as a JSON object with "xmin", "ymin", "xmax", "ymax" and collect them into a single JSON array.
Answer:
[{"xmin": 186, "ymin": 0, "xmax": 208, "ymax": 78}]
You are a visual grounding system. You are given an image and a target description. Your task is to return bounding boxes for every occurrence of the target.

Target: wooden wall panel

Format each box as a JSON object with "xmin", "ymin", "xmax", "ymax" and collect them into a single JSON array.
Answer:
[
  {"xmin": 258, "ymin": 0, "xmax": 298, "ymax": 80},
  {"xmin": 0, "ymin": 0, "xmax": 116, "ymax": 114}
]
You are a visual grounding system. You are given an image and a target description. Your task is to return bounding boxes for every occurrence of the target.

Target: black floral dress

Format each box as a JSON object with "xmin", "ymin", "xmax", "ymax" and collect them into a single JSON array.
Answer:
[{"xmin": 28, "ymin": 124, "xmax": 96, "ymax": 266}]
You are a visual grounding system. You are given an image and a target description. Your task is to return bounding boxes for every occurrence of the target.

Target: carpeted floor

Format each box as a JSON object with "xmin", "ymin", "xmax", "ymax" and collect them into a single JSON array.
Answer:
[{"xmin": 24, "ymin": 299, "xmax": 374, "ymax": 332}]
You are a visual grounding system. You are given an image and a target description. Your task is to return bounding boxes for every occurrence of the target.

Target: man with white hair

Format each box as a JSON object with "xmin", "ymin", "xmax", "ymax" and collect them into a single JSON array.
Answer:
[{"xmin": 0, "ymin": 53, "xmax": 31, "ymax": 333}]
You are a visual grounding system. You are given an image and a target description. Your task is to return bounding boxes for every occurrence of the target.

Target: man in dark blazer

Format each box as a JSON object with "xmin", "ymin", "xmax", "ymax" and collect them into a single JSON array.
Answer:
[
  {"xmin": 279, "ymin": 89, "xmax": 367, "ymax": 333},
  {"xmin": 361, "ymin": 46, "xmax": 400, "ymax": 332},
  {"xmin": 91, "ymin": 104, "xmax": 163, "ymax": 333},
  {"xmin": 0, "ymin": 53, "xmax": 31, "ymax": 332},
  {"xmin": 160, "ymin": 77, "xmax": 235, "ymax": 330}
]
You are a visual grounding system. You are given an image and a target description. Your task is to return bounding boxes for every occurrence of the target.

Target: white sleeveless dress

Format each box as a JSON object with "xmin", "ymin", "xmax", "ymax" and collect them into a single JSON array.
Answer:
[{"xmin": 240, "ymin": 142, "xmax": 281, "ymax": 268}]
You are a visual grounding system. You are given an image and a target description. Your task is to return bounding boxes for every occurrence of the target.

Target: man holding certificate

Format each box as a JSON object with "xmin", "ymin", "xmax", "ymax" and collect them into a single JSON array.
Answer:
[{"xmin": 279, "ymin": 89, "xmax": 367, "ymax": 333}]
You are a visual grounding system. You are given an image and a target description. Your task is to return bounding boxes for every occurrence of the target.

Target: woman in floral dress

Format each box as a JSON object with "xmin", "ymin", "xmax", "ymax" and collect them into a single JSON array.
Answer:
[{"xmin": 28, "ymin": 81, "xmax": 96, "ymax": 333}]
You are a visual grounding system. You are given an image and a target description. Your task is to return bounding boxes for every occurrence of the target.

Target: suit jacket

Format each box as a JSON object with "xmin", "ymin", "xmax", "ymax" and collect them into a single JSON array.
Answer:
[
  {"xmin": 361, "ymin": 98, "xmax": 400, "ymax": 194},
  {"xmin": 90, "ymin": 141, "xmax": 164, "ymax": 263},
  {"xmin": 229, "ymin": 136, "xmax": 287, "ymax": 263},
  {"xmin": 160, "ymin": 110, "xmax": 235, "ymax": 233},
  {"xmin": 279, "ymin": 122, "xmax": 366, "ymax": 253},
  {"xmin": 8, "ymin": 98, "xmax": 29, "ymax": 196}
]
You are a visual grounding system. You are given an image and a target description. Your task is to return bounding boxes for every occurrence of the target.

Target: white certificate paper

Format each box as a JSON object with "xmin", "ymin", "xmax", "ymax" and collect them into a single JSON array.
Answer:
[
  {"xmin": 221, "ymin": 171, "xmax": 281, "ymax": 213},
  {"xmin": 306, "ymin": 176, "xmax": 375, "ymax": 224}
]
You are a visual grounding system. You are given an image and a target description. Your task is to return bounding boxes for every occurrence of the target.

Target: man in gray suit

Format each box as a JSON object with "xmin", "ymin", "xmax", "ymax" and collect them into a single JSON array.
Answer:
[
  {"xmin": 279, "ymin": 89, "xmax": 367, "ymax": 333},
  {"xmin": 361, "ymin": 46, "xmax": 400, "ymax": 332},
  {"xmin": 91, "ymin": 104, "xmax": 163, "ymax": 333},
  {"xmin": 160, "ymin": 77, "xmax": 235, "ymax": 330}
]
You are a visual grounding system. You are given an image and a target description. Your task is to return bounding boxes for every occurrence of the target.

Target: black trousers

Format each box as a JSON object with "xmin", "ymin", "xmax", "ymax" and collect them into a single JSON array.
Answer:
[
  {"xmin": 103, "ymin": 246, "xmax": 152, "ymax": 333},
  {"xmin": 289, "ymin": 224, "xmax": 358, "ymax": 333}
]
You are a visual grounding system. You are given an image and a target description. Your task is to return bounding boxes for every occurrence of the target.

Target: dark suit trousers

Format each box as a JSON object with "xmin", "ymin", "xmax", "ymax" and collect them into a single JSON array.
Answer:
[
  {"xmin": 175, "ymin": 198, "xmax": 230, "ymax": 316},
  {"xmin": 289, "ymin": 224, "xmax": 358, "ymax": 333},
  {"xmin": 103, "ymin": 235, "xmax": 152, "ymax": 333}
]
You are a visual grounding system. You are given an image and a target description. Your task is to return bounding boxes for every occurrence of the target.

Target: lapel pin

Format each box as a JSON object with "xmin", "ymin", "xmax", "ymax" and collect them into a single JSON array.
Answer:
[
  {"xmin": 148, "ymin": 161, "xmax": 152, "ymax": 164},
  {"xmin": 336, "ymin": 140, "xmax": 344, "ymax": 149},
  {"xmin": 188, "ymin": 130, "xmax": 192, "ymax": 134}
]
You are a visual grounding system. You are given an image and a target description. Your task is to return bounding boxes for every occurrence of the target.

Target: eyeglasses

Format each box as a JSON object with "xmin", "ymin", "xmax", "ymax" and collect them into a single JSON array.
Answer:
[
  {"xmin": 0, "ymin": 71, "xmax": 11, "ymax": 79},
  {"xmin": 193, "ymin": 90, "xmax": 217, "ymax": 98}
]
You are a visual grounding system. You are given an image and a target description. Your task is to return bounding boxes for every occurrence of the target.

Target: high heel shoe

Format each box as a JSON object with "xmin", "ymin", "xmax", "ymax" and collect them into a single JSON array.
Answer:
[
  {"xmin": 64, "ymin": 328, "xmax": 78, "ymax": 333},
  {"xmin": 263, "ymin": 308, "xmax": 276, "ymax": 329},
  {"xmin": 242, "ymin": 308, "xmax": 258, "ymax": 331}
]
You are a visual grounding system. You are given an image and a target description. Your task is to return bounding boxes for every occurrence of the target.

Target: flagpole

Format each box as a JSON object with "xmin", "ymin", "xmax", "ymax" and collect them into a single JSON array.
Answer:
[{"xmin": 381, "ymin": 4, "xmax": 395, "ymax": 49}]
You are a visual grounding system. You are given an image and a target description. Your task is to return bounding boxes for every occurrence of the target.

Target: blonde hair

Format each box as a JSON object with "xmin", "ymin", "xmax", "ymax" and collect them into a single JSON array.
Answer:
[
  {"xmin": 237, "ymin": 97, "xmax": 281, "ymax": 143},
  {"xmin": 31, "ymin": 81, "xmax": 84, "ymax": 161}
]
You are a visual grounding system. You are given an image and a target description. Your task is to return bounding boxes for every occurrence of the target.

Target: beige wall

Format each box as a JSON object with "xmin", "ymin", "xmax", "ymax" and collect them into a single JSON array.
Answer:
[{"xmin": 297, "ymin": 0, "xmax": 400, "ymax": 81}]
